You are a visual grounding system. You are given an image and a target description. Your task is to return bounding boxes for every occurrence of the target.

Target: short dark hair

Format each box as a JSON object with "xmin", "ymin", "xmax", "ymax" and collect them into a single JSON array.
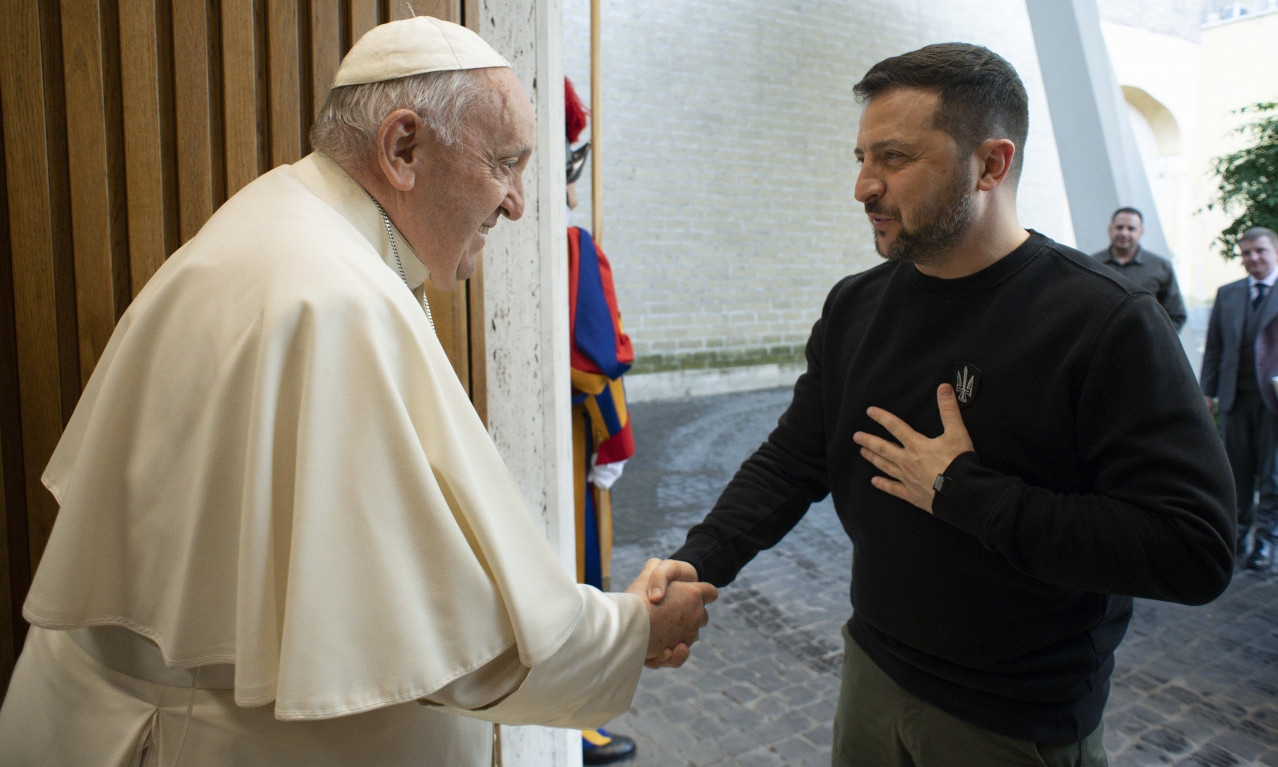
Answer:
[
  {"xmin": 853, "ymin": 43, "xmax": 1029, "ymax": 180},
  {"xmin": 1112, "ymin": 207, "xmax": 1143, "ymax": 223},
  {"xmin": 1241, "ymin": 227, "xmax": 1278, "ymax": 249}
]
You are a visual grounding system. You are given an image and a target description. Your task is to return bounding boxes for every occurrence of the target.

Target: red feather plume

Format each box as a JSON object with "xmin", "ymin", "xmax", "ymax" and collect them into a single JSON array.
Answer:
[{"xmin": 565, "ymin": 77, "xmax": 589, "ymax": 143}]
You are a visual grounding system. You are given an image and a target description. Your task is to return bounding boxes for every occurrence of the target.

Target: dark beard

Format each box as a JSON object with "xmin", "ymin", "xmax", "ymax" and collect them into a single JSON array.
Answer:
[{"xmin": 871, "ymin": 167, "xmax": 974, "ymax": 264}]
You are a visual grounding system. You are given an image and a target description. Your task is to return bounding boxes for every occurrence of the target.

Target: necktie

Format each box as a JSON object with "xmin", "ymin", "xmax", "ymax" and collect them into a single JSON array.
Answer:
[{"xmin": 1255, "ymin": 283, "xmax": 1269, "ymax": 310}]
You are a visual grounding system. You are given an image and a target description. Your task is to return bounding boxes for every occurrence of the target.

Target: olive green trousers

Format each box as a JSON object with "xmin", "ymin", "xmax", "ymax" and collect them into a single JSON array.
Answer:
[{"xmin": 832, "ymin": 628, "xmax": 1107, "ymax": 767}]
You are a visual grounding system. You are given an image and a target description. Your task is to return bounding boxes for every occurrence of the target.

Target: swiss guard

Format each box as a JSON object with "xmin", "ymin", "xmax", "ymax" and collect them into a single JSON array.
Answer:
[{"xmin": 566, "ymin": 76, "xmax": 639, "ymax": 765}]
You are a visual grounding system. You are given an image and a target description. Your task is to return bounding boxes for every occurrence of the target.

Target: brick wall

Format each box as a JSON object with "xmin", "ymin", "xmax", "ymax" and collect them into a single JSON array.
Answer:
[{"xmin": 562, "ymin": 0, "xmax": 1071, "ymax": 376}]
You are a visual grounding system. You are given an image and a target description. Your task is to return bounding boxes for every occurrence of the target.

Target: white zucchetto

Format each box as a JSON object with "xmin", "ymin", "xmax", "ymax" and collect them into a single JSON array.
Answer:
[{"xmin": 331, "ymin": 15, "xmax": 510, "ymax": 88}]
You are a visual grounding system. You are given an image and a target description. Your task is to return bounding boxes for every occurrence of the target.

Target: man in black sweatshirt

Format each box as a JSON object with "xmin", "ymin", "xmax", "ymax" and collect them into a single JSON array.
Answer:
[{"xmin": 644, "ymin": 43, "xmax": 1234, "ymax": 767}]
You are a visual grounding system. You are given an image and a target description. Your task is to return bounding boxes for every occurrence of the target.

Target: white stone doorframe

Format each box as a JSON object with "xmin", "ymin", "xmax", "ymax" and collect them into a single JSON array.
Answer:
[{"xmin": 474, "ymin": 0, "xmax": 583, "ymax": 765}]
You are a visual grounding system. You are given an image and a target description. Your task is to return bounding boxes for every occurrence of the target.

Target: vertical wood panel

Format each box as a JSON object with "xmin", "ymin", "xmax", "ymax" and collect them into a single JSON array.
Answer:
[
  {"xmin": 0, "ymin": 0, "xmax": 68, "ymax": 573},
  {"xmin": 39, "ymin": 0, "xmax": 81, "ymax": 439},
  {"xmin": 119, "ymin": 0, "xmax": 172, "ymax": 294},
  {"xmin": 468, "ymin": 256, "xmax": 488, "ymax": 425},
  {"xmin": 0, "ymin": 87, "xmax": 28, "ymax": 696},
  {"xmin": 99, "ymin": 0, "xmax": 130, "ymax": 326},
  {"xmin": 463, "ymin": 0, "xmax": 486, "ymax": 419},
  {"xmin": 397, "ymin": 0, "xmax": 454, "ymax": 21},
  {"xmin": 348, "ymin": 0, "xmax": 379, "ymax": 42},
  {"xmin": 310, "ymin": 0, "xmax": 341, "ymax": 114},
  {"xmin": 0, "ymin": 429, "xmax": 12, "ymax": 694},
  {"xmin": 61, "ymin": 0, "xmax": 118, "ymax": 384},
  {"xmin": 268, "ymin": 0, "xmax": 302, "ymax": 165},
  {"xmin": 223, "ymin": 0, "xmax": 260, "ymax": 196},
  {"xmin": 173, "ymin": 0, "xmax": 214, "ymax": 241},
  {"xmin": 424, "ymin": 280, "xmax": 470, "ymax": 386}
]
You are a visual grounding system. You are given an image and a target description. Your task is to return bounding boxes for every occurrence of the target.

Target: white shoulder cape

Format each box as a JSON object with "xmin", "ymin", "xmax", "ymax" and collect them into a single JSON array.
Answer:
[{"xmin": 27, "ymin": 153, "xmax": 602, "ymax": 720}]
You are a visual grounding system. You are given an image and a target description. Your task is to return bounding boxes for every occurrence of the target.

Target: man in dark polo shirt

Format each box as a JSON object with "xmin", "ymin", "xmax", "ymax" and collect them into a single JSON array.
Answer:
[{"xmin": 1092, "ymin": 206, "xmax": 1187, "ymax": 331}]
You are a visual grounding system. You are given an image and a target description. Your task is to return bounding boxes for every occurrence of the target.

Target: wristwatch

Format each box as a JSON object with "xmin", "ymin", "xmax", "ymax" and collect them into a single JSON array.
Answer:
[{"xmin": 932, "ymin": 474, "xmax": 951, "ymax": 495}]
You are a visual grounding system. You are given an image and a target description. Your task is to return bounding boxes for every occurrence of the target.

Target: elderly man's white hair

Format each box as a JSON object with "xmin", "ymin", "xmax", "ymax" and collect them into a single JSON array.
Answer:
[
  {"xmin": 309, "ymin": 16, "xmax": 511, "ymax": 168},
  {"xmin": 309, "ymin": 70, "xmax": 491, "ymax": 167}
]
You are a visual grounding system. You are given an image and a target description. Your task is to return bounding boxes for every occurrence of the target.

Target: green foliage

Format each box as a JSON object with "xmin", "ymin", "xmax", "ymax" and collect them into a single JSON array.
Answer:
[{"xmin": 1202, "ymin": 102, "xmax": 1278, "ymax": 259}]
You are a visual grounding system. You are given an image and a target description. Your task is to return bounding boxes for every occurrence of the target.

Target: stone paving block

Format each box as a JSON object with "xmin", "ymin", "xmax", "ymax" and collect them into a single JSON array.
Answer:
[
  {"xmin": 678, "ymin": 734, "xmax": 732, "ymax": 766},
  {"xmin": 1160, "ymin": 715, "xmax": 1225, "ymax": 751},
  {"xmin": 809, "ymin": 718, "xmax": 834, "ymax": 748},
  {"xmin": 776, "ymin": 681, "xmax": 821, "ymax": 708},
  {"xmin": 665, "ymin": 678, "xmax": 710, "ymax": 701},
  {"xmin": 741, "ymin": 713, "xmax": 806, "ymax": 745},
  {"xmin": 1145, "ymin": 686, "xmax": 1202, "ymax": 716},
  {"xmin": 1173, "ymin": 742, "xmax": 1245, "ymax": 765},
  {"xmin": 1141, "ymin": 725, "xmax": 1195, "ymax": 757},
  {"xmin": 660, "ymin": 700, "xmax": 703, "ymax": 725},
  {"xmin": 688, "ymin": 711, "xmax": 731, "ymax": 740},
  {"xmin": 1241, "ymin": 717, "xmax": 1278, "ymax": 744},
  {"xmin": 1107, "ymin": 727, "xmax": 1138, "ymax": 754},
  {"xmin": 1129, "ymin": 703, "xmax": 1178, "ymax": 727},
  {"xmin": 1239, "ymin": 643, "xmax": 1278, "ymax": 667},
  {"xmin": 770, "ymin": 734, "xmax": 822, "ymax": 764},
  {"xmin": 1126, "ymin": 670, "xmax": 1169, "ymax": 692},
  {"xmin": 1113, "ymin": 741, "xmax": 1178, "ymax": 765},
  {"xmin": 1163, "ymin": 685, "xmax": 1206, "ymax": 706},
  {"xmin": 775, "ymin": 706, "xmax": 820, "ymax": 737},
  {"xmin": 1104, "ymin": 705, "xmax": 1155, "ymax": 741},
  {"xmin": 692, "ymin": 670, "xmax": 738, "ymax": 695},
  {"xmin": 721, "ymin": 682, "xmax": 761, "ymax": 706},
  {"xmin": 1220, "ymin": 616, "xmax": 1278, "ymax": 645},
  {"xmin": 1207, "ymin": 728, "xmax": 1273, "ymax": 763},
  {"xmin": 1145, "ymin": 656, "xmax": 1210, "ymax": 686},
  {"xmin": 1253, "ymin": 634, "xmax": 1278, "ymax": 656},
  {"xmin": 1164, "ymin": 644, "xmax": 1217, "ymax": 669},
  {"xmin": 714, "ymin": 728, "xmax": 766, "ymax": 756},
  {"xmin": 1192, "ymin": 697, "xmax": 1251, "ymax": 728},
  {"xmin": 735, "ymin": 746, "xmax": 787, "ymax": 767},
  {"xmin": 1251, "ymin": 707, "xmax": 1278, "ymax": 737},
  {"xmin": 1202, "ymin": 656, "xmax": 1261, "ymax": 686}
]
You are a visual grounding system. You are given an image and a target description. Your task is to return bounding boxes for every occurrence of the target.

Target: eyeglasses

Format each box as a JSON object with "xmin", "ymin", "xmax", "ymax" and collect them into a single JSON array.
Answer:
[{"xmin": 566, "ymin": 141, "xmax": 590, "ymax": 184}]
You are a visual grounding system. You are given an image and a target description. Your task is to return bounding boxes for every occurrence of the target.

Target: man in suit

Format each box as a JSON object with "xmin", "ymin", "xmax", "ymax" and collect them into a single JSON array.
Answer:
[
  {"xmin": 1202, "ymin": 227, "xmax": 1278, "ymax": 570},
  {"xmin": 1091, "ymin": 207, "xmax": 1187, "ymax": 331}
]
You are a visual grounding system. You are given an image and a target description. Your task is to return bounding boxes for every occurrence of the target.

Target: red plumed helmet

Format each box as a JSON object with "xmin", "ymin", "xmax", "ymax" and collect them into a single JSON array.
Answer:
[{"xmin": 565, "ymin": 77, "xmax": 589, "ymax": 143}]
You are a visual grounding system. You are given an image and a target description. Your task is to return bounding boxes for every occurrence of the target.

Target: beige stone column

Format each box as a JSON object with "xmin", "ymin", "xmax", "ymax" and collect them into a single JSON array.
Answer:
[{"xmin": 476, "ymin": 0, "xmax": 580, "ymax": 764}]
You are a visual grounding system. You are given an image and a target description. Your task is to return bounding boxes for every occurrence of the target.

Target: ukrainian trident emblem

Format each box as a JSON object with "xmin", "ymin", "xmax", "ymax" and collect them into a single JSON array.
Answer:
[{"xmin": 952, "ymin": 362, "xmax": 980, "ymax": 409}]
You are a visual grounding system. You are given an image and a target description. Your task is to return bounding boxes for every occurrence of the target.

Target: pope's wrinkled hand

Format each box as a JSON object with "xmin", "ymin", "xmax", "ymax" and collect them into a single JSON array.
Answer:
[{"xmin": 624, "ymin": 558, "xmax": 717, "ymax": 669}]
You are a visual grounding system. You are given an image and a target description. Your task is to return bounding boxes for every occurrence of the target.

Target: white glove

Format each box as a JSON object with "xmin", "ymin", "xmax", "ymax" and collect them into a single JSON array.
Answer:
[{"xmin": 588, "ymin": 455, "xmax": 626, "ymax": 490}]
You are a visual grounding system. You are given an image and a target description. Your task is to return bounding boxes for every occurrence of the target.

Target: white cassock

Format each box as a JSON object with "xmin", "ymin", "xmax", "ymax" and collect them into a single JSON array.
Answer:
[{"xmin": 0, "ymin": 153, "xmax": 647, "ymax": 766}]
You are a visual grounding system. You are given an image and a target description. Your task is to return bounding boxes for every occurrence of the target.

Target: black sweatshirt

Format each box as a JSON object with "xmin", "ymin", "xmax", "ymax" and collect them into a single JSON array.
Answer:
[{"xmin": 673, "ymin": 231, "xmax": 1235, "ymax": 743}]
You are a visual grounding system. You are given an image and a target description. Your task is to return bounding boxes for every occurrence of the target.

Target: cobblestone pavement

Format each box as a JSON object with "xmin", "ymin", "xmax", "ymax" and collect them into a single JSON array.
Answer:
[{"xmin": 605, "ymin": 382, "xmax": 1278, "ymax": 767}]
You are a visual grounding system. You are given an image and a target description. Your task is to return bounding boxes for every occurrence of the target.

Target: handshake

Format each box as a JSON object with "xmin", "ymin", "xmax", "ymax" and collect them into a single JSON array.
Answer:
[{"xmin": 624, "ymin": 558, "xmax": 718, "ymax": 669}]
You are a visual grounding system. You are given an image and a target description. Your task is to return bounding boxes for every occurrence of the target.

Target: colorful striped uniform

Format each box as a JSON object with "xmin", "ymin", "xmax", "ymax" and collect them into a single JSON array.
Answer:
[{"xmin": 569, "ymin": 227, "xmax": 635, "ymax": 589}]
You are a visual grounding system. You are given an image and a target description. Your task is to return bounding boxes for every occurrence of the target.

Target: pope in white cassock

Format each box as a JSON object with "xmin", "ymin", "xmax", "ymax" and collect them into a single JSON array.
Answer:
[{"xmin": 0, "ymin": 16, "xmax": 716, "ymax": 766}]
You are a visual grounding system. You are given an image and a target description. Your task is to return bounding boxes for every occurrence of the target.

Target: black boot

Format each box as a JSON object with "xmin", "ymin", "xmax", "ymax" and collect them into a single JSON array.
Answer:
[
  {"xmin": 582, "ymin": 728, "xmax": 637, "ymax": 764},
  {"xmin": 1246, "ymin": 537, "xmax": 1273, "ymax": 571}
]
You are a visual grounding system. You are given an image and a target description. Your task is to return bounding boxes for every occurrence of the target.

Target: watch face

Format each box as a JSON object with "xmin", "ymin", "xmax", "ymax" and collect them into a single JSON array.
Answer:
[{"xmin": 933, "ymin": 474, "xmax": 948, "ymax": 494}]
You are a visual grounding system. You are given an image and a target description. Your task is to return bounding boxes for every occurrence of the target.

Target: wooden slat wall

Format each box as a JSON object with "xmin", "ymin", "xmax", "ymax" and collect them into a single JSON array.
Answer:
[{"xmin": 0, "ymin": 0, "xmax": 483, "ymax": 693}]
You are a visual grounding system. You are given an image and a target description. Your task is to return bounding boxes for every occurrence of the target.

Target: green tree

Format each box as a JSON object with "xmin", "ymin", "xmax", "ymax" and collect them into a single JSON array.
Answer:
[{"xmin": 1202, "ymin": 101, "xmax": 1278, "ymax": 259}]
